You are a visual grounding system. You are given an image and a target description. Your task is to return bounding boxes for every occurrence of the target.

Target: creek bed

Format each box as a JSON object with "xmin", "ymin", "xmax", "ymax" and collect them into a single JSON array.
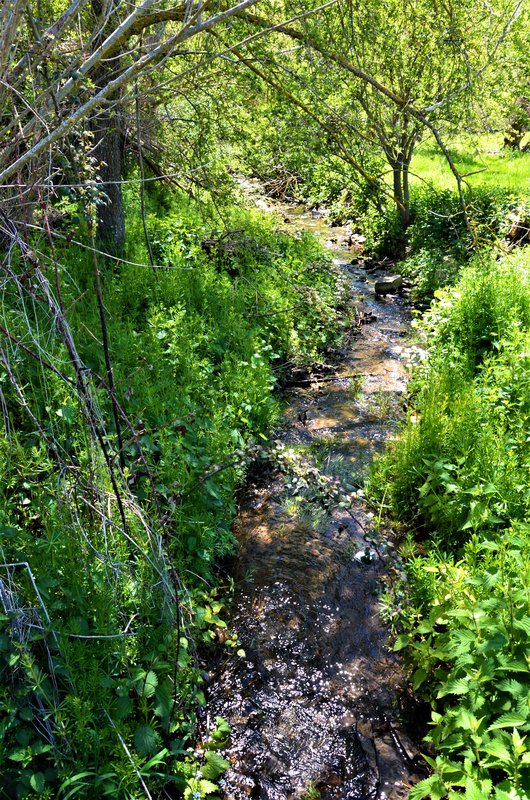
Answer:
[{"xmin": 204, "ymin": 203, "xmax": 426, "ymax": 800}]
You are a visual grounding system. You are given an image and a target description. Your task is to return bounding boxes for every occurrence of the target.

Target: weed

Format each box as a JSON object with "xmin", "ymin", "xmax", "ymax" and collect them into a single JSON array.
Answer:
[
  {"xmin": 301, "ymin": 782, "xmax": 322, "ymax": 800},
  {"xmin": 373, "ymin": 243, "xmax": 530, "ymax": 798},
  {"xmin": 0, "ymin": 188, "xmax": 349, "ymax": 797}
]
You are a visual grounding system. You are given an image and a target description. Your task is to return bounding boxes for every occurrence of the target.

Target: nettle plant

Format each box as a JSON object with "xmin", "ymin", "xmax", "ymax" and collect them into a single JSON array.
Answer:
[{"xmin": 396, "ymin": 528, "xmax": 530, "ymax": 800}]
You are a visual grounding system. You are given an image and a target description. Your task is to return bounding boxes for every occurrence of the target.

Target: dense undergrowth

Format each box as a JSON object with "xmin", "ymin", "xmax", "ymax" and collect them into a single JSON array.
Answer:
[
  {"xmin": 0, "ymin": 189, "xmax": 351, "ymax": 798},
  {"xmin": 369, "ymin": 245, "xmax": 530, "ymax": 800}
]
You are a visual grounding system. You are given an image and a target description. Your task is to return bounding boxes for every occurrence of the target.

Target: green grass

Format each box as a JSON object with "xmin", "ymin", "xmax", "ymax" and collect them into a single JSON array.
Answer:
[{"xmin": 411, "ymin": 134, "xmax": 530, "ymax": 194}]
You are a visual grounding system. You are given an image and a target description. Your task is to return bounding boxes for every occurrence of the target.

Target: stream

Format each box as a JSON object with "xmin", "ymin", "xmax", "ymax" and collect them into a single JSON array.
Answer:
[{"xmin": 204, "ymin": 199, "xmax": 426, "ymax": 800}]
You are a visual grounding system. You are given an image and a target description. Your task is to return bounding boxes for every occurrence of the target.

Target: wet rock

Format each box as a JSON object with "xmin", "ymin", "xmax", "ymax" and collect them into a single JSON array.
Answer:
[
  {"xmin": 359, "ymin": 312, "xmax": 377, "ymax": 325},
  {"xmin": 374, "ymin": 275, "xmax": 403, "ymax": 296},
  {"xmin": 354, "ymin": 548, "xmax": 378, "ymax": 565}
]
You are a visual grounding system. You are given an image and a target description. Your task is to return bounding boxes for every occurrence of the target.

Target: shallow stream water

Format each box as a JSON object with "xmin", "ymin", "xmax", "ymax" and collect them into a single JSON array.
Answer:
[{"xmin": 205, "ymin": 200, "xmax": 426, "ymax": 800}]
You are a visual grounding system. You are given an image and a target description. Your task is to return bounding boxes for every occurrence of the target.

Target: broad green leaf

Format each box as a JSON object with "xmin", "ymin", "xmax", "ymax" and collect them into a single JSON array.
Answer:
[
  {"xmin": 178, "ymin": 637, "xmax": 189, "ymax": 668},
  {"xmin": 456, "ymin": 708, "xmax": 480, "ymax": 732},
  {"xmin": 210, "ymin": 716, "xmax": 231, "ymax": 745},
  {"xmin": 494, "ymin": 790, "xmax": 516, "ymax": 800},
  {"xmin": 495, "ymin": 661, "xmax": 530, "ymax": 674},
  {"xmin": 202, "ymin": 751, "xmax": 230, "ymax": 780},
  {"xmin": 154, "ymin": 681, "xmax": 173, "ymax": 720},
  {"xmin": 8, "ymin": 747, "xmax": 28, "ymax": 762},
  {"xmin": 134, "ymin": 724, "xmax": 160, "ymax": 757},
  {"xmin": 142, "ymin": 670, "xmax": 158, "ymax": 699},
  {"xmin": 410, "ymin": 777, "xmax": 444, "ymax": 800},
  {"xmin": 437, "ymin": 678, "xmax": 470, "ymax": 697},
  {"xmin": 199, "ymin": 778, "xmax": 219, "ymax": 795},
  {"xmin": 114, "ymin": 695, "xmax": 133, "ymax": 720},
  {"xmin": 512, "ymin": 616, "xmax": 530, "ymax": 636},
  {"xmin": 465, "ymin": 777, "xmax": 490, "ymax": 800},
  {"xmin": 489, "ymin": 713, "xmax": 527, "ymax": 730},
  {"xmin": 393, "ymin": 634, "xmax": 411, "ymax": 651},
  {"xmin": 481, "ymin": 739, "xmax": 512, "ymax": 763},
  {"xmin": 30, "ymin": 772, "xmax": 46, "ymax": 794},
  {"xmin": 494, "ymin": 679, "xmax": 526, "ymax": 697},
  {"xmin": 417, "ymin": 620, "xmax": 434, "ymax": 634},
  {"xmin": 413, "ymin": 667, "xmax": 428, "ymax": 690}
]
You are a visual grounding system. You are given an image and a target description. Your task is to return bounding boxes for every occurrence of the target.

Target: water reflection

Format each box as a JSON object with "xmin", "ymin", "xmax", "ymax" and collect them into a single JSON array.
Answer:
[{"xmin": 206, "ymin": 203, "xmax": 425, "ymax": 799}]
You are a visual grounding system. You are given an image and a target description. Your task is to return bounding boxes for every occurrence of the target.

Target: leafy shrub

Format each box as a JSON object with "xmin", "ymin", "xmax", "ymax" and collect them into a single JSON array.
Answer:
[
  {"xmin": 371, "ymin": 250, "xmax": 530, "ymax": 541},
  {"xmin": 0, "ymin": 189, "xmax": 350, "ymax": 797},
  {"xmin": 373, "ymin": 246, "xmax": 530, "ymax": 798},
  {"xmin": 360, "ymin": 185, "xmax": 530, "ymax": 303},
  {"xmin": 396, "ymin": 528, "xmax": 530, "ymax": 800},
  {"xmin": 417, "ymin": 251, "xmax": 530, "ymax": 372}
]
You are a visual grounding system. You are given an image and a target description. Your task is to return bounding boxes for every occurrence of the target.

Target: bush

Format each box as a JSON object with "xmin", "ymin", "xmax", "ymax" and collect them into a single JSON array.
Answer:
[
  {"xmin": 372, "ymin": 246, "xmax": 530, "ymax": 798},
  {"xmin": 396, "ymin": 527, "xmax": 530, "ymax": 800},
  {"xmin": 0, "ymin": 189, "xmax": 351, "ymax": 797}
]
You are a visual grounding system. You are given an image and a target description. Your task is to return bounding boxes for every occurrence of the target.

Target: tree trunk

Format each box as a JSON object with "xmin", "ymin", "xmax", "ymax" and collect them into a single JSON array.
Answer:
[
  {"xmin": 91, "ymin": 105, "xmax": 126, "ymax": 256},
  {"xmin": 90, "ymin": 0, "xmax": 125, "ymax": 257},
  {"xmin": 392, "ymin": 159, "xmax": 410, "ymax": 229}
]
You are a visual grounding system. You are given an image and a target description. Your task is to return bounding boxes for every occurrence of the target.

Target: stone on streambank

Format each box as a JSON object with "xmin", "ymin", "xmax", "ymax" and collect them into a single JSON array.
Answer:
[{"xmin": 375, "ymin": 275, "xmax": 403, "ymax": 296}]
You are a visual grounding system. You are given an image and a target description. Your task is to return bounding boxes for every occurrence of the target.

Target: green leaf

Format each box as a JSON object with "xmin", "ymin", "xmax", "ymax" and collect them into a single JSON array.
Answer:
[
  {"xmin": 134, "ymin": 724, "xmax": 160, "ymax": 757},
  {"xmin": 494, "ymin": 790, "xmax": 514, "ymax": 800},
  {"xmin": 58, "ymin": 771, "xmax": 95, "ymax": 800},
  {"xmin": 114, "ymin": 695, "xmax": 133, "ymax": 720},
  {"xmin": 494, "ymin": 678, "xmax": 526, "ymax": 697},
  {"xmin": 437, "ymin": 678, "xmax": 470, "ymax": 698},
  {"xmin": 199, "ymin": 779, "xmax": 220, "ymax": 795},
  {"xmin": 465, "ymin": 777, "xmax": 490, "ymax": 800},
  {"xmin": 178, "ymin": 637, "xmax": 189, "ymax": 668},
  {"xmin": 489, "ymin": 713, "xmax": 527, "ymax": 730},
  {"xmin": 456, "ymin": 708, "xmax": 480, "ymax": 732},
  {"xmin": 141, "ymin": 748, "xmax": 169, "ymax": 773},
  {"xmin": 8, "ymin": 746, "xmax": 28, "ymax": 762},
  {"xmin": 413, "ymin": 667, "xmax": 428, "ymax": 690},
  {"xmin": 142, "ymin": 670, "xmax": 158, "ymax": 699},
  {"xmin": 202, "ymin": 751, "xmax": 230, "ymax": 780},
  {"xmin": 411, "ymin": 776, "xmax": 448, "ymax": 800},
  {"xmin": 512, "ymin": 616, "xmax": 530, "ymax": 636},
  {"xmin": 417, "ymin": 619, "xmax": 434, "ymax": 634},
  {"xmin": 393, "ymin": 634, "xmax": 411, "ymax": 651},
  {"xmin": 481, "ymin": 739, "xmax": 512, "ymax": 764},
  {"xmin": 495, "ymin": 661, "xmax": 530, "ymax": 674},
  {"xmin": 409, "ymin": 776, "xmax": 440, "ymax": 800},
  {"xmin": 154, "ymin": 681, "xmax": 173, "ymax": 721},
  {"xmin": 210, "ymin": 716, "xmax": 231, "ymax": 745},
  {"xmin": 30, "ymin": 772, "xmax": 46, "ymax": 793}
]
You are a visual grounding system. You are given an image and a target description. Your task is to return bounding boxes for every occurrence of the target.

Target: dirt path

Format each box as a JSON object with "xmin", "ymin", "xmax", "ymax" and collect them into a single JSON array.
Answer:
[{"xmin": 205, "ymin": 202, "xmax": 426, "ymax": 800}]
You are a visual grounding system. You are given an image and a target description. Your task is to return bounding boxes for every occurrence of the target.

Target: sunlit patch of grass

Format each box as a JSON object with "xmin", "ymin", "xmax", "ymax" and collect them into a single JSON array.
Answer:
[{"xmin": 411, "ymin": 134, "xmax": 530, "ymax": 195}]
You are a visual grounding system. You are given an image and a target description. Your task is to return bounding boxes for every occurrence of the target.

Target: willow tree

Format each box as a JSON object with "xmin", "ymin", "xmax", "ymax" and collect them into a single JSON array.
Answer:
[{"xmin": 233, "ymin": 0, "xmax": 524, "ymax": 226}]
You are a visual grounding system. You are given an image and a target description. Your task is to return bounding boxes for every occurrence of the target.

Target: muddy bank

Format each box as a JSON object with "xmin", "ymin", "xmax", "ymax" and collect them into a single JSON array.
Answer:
[{"xmin": 204, "ymin": 203, "xmax": 426, "ymax": 799}]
